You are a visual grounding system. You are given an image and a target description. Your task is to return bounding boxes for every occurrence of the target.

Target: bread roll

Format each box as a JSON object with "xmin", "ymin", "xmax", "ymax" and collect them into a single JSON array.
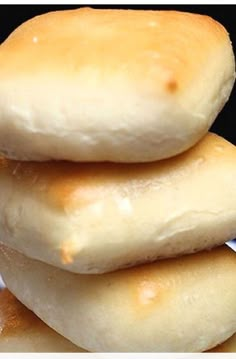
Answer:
[
  {"xmin": 0, "ymin": 133, "xmax": 236, "ymax": 273},
  {"xmin": 0, "ymin": 8, "xmax": 234, "ymax": 162},
  {"xmin": 207, "ymin": 333, "xmax": 236, "ymax": 352},
  {"xmin": 0, "ymin": 245, "xmax": 235, "ymax": 352},
  {"xmin": 0, "ymin": 288, "xmax": 86, "ymax": 352}
]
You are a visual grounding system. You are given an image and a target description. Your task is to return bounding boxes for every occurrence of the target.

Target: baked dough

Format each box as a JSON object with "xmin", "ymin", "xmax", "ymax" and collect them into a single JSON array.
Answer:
[
  {"xmin": 0, "ymin": 289, "xmax": 86, "ymax": 352},
  {"xmin": 0, "ymin": 245, "xmax": 235, "ymax": 352},
  {"xmin": 0, "ymin": 133, "xmax": 236, "ymax": 273},
  {"xmin": 207, "ymin": 333, "xmax": 236, "ymax": 352},
  {"xmin": 0, "ymin": 8, "xmax": 234, "ymax": 162}
]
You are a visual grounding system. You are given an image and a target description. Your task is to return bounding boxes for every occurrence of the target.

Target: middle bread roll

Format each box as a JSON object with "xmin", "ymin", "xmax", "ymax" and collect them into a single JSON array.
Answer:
[{"xmin": 0, "ymin": 132, "xmax": 236, "ymax": 273}]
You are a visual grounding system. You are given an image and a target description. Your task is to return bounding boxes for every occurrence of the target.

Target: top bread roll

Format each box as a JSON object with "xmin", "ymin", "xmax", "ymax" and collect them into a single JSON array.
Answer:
[{"xmin": 0, "ymin": 8, "xmax": 234, "ymax": 162}]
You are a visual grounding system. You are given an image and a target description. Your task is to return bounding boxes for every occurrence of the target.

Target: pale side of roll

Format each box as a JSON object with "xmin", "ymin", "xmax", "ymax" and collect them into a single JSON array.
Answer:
[
  {"xmin": 0, "ymin": 133, "xmax": 236, "ymax": 273},
  {"xmin": 0, "ymin": 245, "xmax": 235, "ymax": 352},
  {"xmin": 0, "ymin": 289, "xmax": 86, "ymax": 352},
  {"xmin": 0, "ymin": 8, "xmax": 234, "ymax": 162},
  {"xmin": 207, "ymin": 333, "xmax": 236, "ymax": 352}
]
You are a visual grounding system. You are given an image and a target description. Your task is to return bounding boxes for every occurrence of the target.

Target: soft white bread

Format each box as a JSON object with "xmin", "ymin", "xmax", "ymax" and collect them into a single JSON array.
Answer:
[
  {"xmin": 0, "ymin": 133, "xmax": 236, "ymax": 273},
  {"xmin": 0, "ymin": 8, "xmax": 234, "ymax": 162},
  {"xmin": 2, "ymin": 284, "xmax": 233, "ymax": 354},
  {"xmin": 0, "ymin": 289, "xmax": 86, "ymax": 352},
  {"xmin": 0, "ymin": 245, "xmax": 235, "ymax": 352},
  {"xmin": 207, "ymin": 333, "xmax": 236, "ymax": 352},
  {"xmin": 0, "ymin": 132, "xmax": 236, "ymax": 273}
]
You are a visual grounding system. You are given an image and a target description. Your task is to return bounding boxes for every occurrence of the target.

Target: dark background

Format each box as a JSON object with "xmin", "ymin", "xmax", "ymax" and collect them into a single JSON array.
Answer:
[{"xmin": 0, "ymin": 5, "xmax": 235, "ymax": 144}]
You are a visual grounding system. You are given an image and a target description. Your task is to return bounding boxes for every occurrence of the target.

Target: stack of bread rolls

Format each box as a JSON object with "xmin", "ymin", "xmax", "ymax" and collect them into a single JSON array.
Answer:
[{"xmin": 0, "ymin": 7, "xmax": 235, "ymax": 352}]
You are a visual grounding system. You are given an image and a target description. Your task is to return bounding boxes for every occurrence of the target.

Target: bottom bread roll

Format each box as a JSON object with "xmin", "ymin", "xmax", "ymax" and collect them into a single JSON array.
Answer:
[
  {"xmin": 0, "ymin": 244, "xmax": 235, "ymax": 352},
  {"xmin": 0, "ymin": 287, "xmax": 234, "ymax": 354},
  {"xmin": 0, "ymin": 288, "xmax": 86, "ymax": 352},
  {"xmin": 207, "ymin": 333, "xmax": 236, "ymax": 352}
]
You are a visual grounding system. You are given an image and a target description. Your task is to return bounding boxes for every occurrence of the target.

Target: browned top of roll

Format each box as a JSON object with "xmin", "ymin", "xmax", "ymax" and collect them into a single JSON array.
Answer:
[{"xmin": 0, "ymin": 7, "xmax": 228, "ymax": 93}]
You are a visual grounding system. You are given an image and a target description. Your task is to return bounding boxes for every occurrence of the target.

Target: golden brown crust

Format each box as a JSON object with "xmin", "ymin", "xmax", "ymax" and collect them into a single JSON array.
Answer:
[
  {"xmin": 0, "ymin": 8, "xmax": 234, "ymax": 164},
  {"xmin": 0, "ymin": 8, "xmax": 229, "ymax": 94},
  {"xmin": 207, "ymin": 333, "xmax": 236, "ymax": 352},
  {"xmin": 0, "ymin": 289, "xmax": 87, "ymax": 352},
  {"xmin": 0, "ymin": 289, "xmax": 43, "ymax": 337},
  {"xmin": 105, "ymin": 245, "xmax": 236, "ymax": 317},
  {"xmin": 1, "ymin": 133, "xmax": 235, "ymax": 212}
]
